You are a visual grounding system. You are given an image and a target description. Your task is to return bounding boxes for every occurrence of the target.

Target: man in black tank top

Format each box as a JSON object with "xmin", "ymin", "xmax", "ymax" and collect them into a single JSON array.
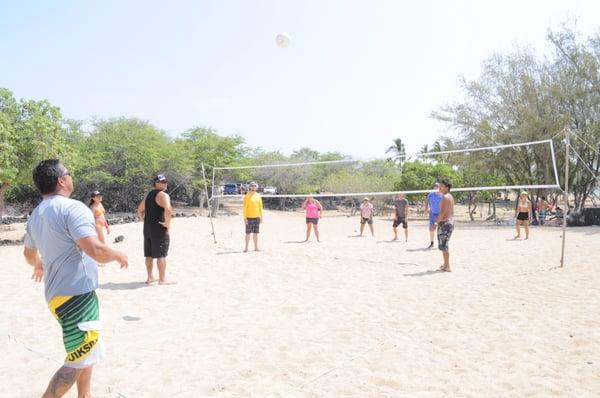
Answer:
[{"xmin": 137, "ymin": 174, "xmax": 173, "ymax": 284}]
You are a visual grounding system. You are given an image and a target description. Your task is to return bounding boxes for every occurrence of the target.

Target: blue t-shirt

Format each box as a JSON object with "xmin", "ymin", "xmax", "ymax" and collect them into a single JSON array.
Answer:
[
  {"xmin": 427, "ymin": 192, "xmax": 443, "ymax": 214},
  {"xmin": 24, "ymin": 195, "xmax": 98, "ymax": 302}
]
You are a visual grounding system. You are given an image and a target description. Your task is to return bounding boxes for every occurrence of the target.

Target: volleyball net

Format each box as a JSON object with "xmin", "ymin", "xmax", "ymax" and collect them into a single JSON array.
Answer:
[{"xmin": 210, "ymin": 139, "xmax": 561, "ymax": 200}]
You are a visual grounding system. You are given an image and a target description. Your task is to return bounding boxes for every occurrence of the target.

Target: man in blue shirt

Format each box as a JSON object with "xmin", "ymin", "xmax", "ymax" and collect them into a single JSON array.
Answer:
[
  {"xmin": 23, "ymin": 159, "xmax": 128, "ymax": 398},
  {"xmin": 424, "ymin": 182, "xmax": 443, "ymax": 249}
]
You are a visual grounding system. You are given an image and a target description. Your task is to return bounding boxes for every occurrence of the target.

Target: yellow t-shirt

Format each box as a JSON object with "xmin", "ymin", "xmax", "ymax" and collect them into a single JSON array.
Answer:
[{"xmin": 243, "ymin": 192, "xmax": 263, "ymax": 218}]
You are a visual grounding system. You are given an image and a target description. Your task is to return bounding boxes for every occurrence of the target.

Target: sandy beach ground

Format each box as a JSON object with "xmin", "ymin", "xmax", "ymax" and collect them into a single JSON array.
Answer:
[{"xmin": 1, "ymin": 209, "xmax": 600, "ymax": 397}]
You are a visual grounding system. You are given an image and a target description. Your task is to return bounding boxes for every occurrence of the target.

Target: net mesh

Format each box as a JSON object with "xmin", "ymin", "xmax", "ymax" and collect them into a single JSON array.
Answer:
[{"xmin": 211, "ymin": 139, "xmax": 560, "ymax": 199}]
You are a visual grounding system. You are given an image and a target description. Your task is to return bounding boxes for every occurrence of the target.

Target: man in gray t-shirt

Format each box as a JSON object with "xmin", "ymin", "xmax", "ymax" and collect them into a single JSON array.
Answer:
[
  {"xmin": 392, "ymin": 193, "xmax": 409, "ymax": 242},
  {"xmin": 23, "ymin": 159, "xmax": 128, "ymax": 398}
]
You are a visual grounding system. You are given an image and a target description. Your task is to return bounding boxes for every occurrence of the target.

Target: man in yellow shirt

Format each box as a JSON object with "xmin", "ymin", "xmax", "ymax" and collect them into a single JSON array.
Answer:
[{"xmin": 243, "ymin": 181, "xmax": 263, "ymax": 252}]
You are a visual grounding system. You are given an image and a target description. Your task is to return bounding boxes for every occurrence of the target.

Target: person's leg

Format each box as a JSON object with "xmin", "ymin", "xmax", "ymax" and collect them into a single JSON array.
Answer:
[
  {"xmin": 359, "ymin": 222, "xmax": 365, "ymax": 236},
  {"xmin": 437, "ymin": 225, "xmax": 451, "ymax": 271},
  {"xmin": 157, "ymin": 257, "xmax": 167, "ymax": 283},
  {"xmin": 428, "ymin": 213, "xmax": 436, "ymax": 247},
  {"xmin": 244, "ymin": 233, "xmax": 250, "ymax": 252},
  {"xmin": 404, "ymin": 225, "xmax": 408, "ymax": 242},
  {"xmin": 428, "ymin": 224, "xmax": 436, "ymax": 248},
  {"xmin": 314, "ymin": 224, "xmax": 320, "ymax": 242},
  {"xmin": 442, "ymin": 250, "xmax": 450, "ymax": 270},
  {"xmin": 515, "ymin": 221, "xmax": 521, "ymax": 238},
  {"xmin": 252, "ymin": 233, "xmax": 259, "ymax": 251},
  {"xmin": 96, "ymin": 226, "xmax": 105, "ymax": 244},
  {"xmin": 96, "ymin": 226, "xmax": 106, "ymax": 266},
  {"xmin": 524, "ymin": 220, "xmax": 530, "ymax": 239},
  {"xmin": 76, "ymin": 366, "xmax": 93, "ymax": 398},
  {"xmin": 42, "ymin": 366, "xmax": 83, "ymax": 398},
  {"xmin": 305, "ymin": 223, "xmax": 311, "ymax": 241},
  {"xmin": 393, "ymin": 226, "xmax": 398, "ymax": 240},
  {"xmin": 145, "ymin": 257, "xmax": 156, "ymax": 284}
]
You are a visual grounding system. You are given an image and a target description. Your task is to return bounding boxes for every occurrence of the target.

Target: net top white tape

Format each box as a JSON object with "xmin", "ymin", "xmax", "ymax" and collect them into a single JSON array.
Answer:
[
  {"xmin": 213, "ymin": 158, "xmax": 358, "ymax": 170},
  {"xmin": 212, "ymin": 139, "xmax": 554, "ymax": 171}
]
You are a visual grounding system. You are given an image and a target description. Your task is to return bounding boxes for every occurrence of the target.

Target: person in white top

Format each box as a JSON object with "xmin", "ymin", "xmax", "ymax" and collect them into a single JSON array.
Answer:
[{"xmin": 359, "ymin": 197, "xmax": 375, "ymax": 237}]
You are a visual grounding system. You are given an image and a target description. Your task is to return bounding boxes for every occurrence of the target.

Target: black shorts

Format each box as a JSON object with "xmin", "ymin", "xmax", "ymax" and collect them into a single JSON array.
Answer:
[
  {"xmin": 144, "ymin": 234, "xmax": 170, "ymax": 258},
  {"xmin": 393, "ymin": 217, "xmax": 407, "ymax": 228},
  {"xmin": 517, "ymin": 212, "xmax": 530, "ymax": 221},
  {"xmin": 306, "ymin": 217, "xmax": 319, "ymax": 225},
  {"xmin": 245, "ymin": 217, "xmax": 260, "ymax": 234},
  {"xmin": 360, "ymin": 217, "xmax": 373, "ymax": 225}
]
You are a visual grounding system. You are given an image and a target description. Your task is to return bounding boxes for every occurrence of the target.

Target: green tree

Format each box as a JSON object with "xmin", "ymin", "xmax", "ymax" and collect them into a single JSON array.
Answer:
[
  {"xmin": 386, "ymin": 138, "xmax": 406, "ymax": 166},
  {"xmin": 75, "ymin": 118, "xmax": 173, "ymax": 211},
  {"xmin": 433, "ymin": 26, "xmax": 600, "ymax": 210},
  {"xmin": 0, "ymin": 89, "xmax": 70, "ymax": 212}
]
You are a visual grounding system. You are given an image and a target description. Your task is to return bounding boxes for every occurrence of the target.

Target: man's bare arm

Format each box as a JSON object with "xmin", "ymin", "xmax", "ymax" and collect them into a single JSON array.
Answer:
[
  {"xmin": 156, "ymin": 191, "xmax": 173, "ymax": 230},
  {"xmin": 24, "ymin": 246, "xmax": 42, "ymax": 268},
  {"xmin": 436, "ymin": 196, "xmax": 447, "ymax": 223},
  {"xmin": 24, "ymin": 246, "xmax": 44, "ymax": 282},
  {"xmin": 77, "ymin": 236, "xmax": 128, "ymax": 268},
  {"xmin": 137, "ymin": 194, "xmax": 146, "ymax": 221}
]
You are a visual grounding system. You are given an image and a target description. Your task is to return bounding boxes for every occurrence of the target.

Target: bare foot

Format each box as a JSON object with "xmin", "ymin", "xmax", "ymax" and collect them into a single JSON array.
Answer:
[
  {"xmin": 439, "ymin": 265, "xmax": 451, "ymax": 272},
  {"xmin": 514, "ymin": 235, "xmax": 521, "ymax": 239},
  {"xmin": 525, "ymin": 236, "xmax": 529, "ymax": 240},
  {"xmin": 146, "ymin": 278, "xmax": 158, "ymax": 285},
  {"xmin": 254, "ymin": 248, "xmax": 260, "ymax": 252},
  {"xmin": 243, "ymin": 248, "xmax": 248, "ymax": 252},
  {"xmin": 392, "ymin": 237, "xmax": 398, "ymax": 241}
]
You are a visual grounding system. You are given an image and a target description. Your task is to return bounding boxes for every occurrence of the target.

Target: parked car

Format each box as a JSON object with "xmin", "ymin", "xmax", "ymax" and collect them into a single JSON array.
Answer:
[
  {"xmin": 223, "ymin": 183, "xmax": 238, "ymax": 195},
  {"xmin": 263, "ymin": 186, "xmax": 277, "ymax": 195}
]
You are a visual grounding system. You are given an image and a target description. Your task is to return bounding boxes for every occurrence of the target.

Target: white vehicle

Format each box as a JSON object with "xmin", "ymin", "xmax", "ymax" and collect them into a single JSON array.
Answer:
[{"xmin": 263, "ymin": 186, "xmax": 277, "ymax": 195}]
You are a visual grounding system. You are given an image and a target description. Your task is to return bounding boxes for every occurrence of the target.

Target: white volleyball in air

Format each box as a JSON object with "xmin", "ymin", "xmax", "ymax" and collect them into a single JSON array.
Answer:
[{"xmin": 275, "ymin": 33, "xmax": 291, "ymax": 48}]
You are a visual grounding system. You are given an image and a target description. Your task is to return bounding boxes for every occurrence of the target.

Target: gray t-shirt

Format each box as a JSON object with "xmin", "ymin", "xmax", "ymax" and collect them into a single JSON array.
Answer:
[
  {"xmin": 394, "ymin": 198, "xmax": 408, "ymax": 219},
  {"xmin": 24, "ymin": 195, "xmax": 98, "ymax": 302}
]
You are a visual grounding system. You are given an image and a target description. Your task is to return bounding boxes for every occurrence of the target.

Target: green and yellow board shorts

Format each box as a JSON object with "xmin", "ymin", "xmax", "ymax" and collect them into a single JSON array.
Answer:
[{"xmin": 49, "ymin": 291, "xmax": 105, "ymax": 368}]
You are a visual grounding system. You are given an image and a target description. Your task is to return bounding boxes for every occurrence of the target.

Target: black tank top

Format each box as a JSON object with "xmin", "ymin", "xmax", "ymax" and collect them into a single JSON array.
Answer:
[{"xmin": 143, "ymin": 189, "xmax": 165, "ymax": 237}]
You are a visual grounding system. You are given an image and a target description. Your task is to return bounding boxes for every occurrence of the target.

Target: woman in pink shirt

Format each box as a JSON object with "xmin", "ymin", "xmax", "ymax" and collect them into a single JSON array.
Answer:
[{"xmin": 302, "ymin": 195, "xmax": 323, "ymax": 242}]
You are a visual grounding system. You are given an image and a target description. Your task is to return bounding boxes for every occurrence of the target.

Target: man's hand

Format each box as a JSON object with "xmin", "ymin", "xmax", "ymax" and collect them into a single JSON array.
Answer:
[
  {"xmin": 116, "ymin": 252, "xmax": 129, "ymax": 269},
  {"xmin": 31, "ymin": 267, "xmax": 43, "ymax": 283},
  {"xmin": 158, "ymin": 221, "xmax": 169, "ymax": 231}
]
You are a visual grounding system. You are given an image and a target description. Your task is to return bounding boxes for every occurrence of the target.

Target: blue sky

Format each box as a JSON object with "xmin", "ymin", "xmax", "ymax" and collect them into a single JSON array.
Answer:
[{"xmin": 1, "ymin": 0, "xmax": 599, "ymax": 159}]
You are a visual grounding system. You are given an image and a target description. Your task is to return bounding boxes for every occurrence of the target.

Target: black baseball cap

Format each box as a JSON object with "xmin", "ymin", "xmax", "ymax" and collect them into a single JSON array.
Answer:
[
  {"xmin": 91, "ymin": 190, "xmax": 102, "ymax": 196},
  {"xmin": 153, "ymin": 174, "xmax": 167, "ymax": 183}
]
